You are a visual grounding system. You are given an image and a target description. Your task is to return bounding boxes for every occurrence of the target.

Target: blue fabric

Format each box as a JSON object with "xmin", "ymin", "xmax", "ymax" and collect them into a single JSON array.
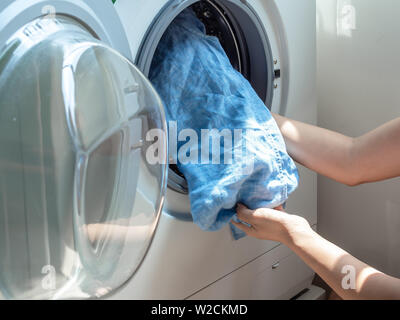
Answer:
[{"xmin": 149, "ymin": 9, "xmax": 299, "ymax": 239}]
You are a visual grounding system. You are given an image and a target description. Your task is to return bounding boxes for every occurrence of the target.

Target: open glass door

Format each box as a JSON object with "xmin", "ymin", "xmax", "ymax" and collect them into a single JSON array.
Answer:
[{"xmin": 0, "ymin": 16, "xmax": 167, "ymax": 299}]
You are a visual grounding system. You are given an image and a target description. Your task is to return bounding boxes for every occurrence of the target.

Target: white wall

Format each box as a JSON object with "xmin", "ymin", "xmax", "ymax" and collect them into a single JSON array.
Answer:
[{"xmin": 317, "ymin": 0, "xmax": 400, "ymax": 277}]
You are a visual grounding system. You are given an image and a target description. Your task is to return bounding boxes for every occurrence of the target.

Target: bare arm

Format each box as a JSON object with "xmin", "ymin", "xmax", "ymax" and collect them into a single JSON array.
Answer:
[
  {"xmin": 232, "ymin": 205, "xmax": 400, "ymax": 300},
  {"xmin": 273, "ymin": 114, "xmax": 400, "ymax": 186}
]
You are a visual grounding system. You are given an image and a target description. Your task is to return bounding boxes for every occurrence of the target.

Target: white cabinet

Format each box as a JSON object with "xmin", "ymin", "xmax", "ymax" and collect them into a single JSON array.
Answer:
[{"xmin": 187, "ymin": 243, "xmax": 314, "ymax": 300}]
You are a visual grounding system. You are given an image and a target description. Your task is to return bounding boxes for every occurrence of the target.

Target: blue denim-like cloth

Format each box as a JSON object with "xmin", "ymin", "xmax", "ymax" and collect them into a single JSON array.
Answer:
[{"xmin": 149, "ymin": 9, "xmax": 299, "ymax": 239}]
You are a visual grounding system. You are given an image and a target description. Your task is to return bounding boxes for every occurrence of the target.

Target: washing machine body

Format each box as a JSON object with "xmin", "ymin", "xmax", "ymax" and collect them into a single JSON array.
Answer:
[
  {"xmin": 111, "ymin": 0, "xmax": 317, "ymax": 299},
  {"xmin": 0, "ymin": 0, "xmax": 317, "ymax": 300},
  {"xmin": 0, "ymin": 0, "xmax": 169, "ymax": 300}
]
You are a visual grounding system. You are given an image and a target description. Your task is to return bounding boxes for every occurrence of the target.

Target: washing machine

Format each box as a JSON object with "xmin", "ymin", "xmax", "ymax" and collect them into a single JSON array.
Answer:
[
  {"xmin": 0, "ymin": 0, "xmax": 317, "ymax": 300},
  {"xmin": 110, "ymin": 0, "xmax": 318, "ymax": 299}
]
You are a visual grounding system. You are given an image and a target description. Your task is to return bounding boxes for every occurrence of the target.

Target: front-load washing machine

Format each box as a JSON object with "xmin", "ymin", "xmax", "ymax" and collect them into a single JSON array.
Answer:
[
  {"xmin": 110, "ymin": 0, "xmax": 318, "ymax": 299},
  {"xmin": 0, "ymin": 0, "xmax": 317, "ymax": 300}
]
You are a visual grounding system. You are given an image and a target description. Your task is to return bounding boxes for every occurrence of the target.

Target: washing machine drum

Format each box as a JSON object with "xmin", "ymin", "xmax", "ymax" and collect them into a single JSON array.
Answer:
[{"xmin": 0, "ymin": 16, "xmax": 167, "ymax": 299}]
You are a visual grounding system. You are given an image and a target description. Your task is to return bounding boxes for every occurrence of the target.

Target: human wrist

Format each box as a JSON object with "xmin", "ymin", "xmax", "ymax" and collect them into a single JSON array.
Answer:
[{"xmin": 281, "ymin": 215, "xmax": 314, "ymax": 248}]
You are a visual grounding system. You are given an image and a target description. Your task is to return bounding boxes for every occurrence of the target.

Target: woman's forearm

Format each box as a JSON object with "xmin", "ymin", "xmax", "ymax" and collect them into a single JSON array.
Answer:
[
  {"xmin": 273, "ymin": 114, "xmax": 400, "ymax": 185},
  {"xmin": 272, "ymin": 113, "xmax": 357, "ymax": 185},
  {"xmin": 286, "ymin": 227, "xmax": 400, "ymax": 300}
]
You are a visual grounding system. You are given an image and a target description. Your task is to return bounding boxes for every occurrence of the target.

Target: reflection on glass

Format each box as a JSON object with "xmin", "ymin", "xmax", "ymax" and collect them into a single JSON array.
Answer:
[
  {"xmin": 0, "ymin": 16, "xmax": 167, "ymax": 299},
  {"xmin": 84, "ymin": 132, "xmax": 123, "ymax": 249}
]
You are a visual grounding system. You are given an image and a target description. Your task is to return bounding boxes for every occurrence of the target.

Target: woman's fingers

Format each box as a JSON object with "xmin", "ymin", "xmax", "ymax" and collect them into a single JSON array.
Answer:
[
  {"xmin": 235, "ymin": 204, "xmax": 257, "ymax": 235},
  {"xmin": 237, "ymin": 203, "xmax": 253, "ymax": 213},
  {"xmin": 236, "ymin": 204, "xmax": 256, "ymax": 225},
  {"xmin": 236, "ymin": 203, "xmax": 286, "ymax": 230},
  {"xmin": 231, "ymin": 220, "xmax": 254, "ymax": 235}
]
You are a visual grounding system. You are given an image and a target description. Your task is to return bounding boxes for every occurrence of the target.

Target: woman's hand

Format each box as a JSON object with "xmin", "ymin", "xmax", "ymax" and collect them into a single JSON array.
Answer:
[
  {"xmin": 231, "ymin": 204, "xmax": 312, "ymax": 245},
  {"xmin": 233, "ymin": 204, "xmax": 400, "ymax": 300}
]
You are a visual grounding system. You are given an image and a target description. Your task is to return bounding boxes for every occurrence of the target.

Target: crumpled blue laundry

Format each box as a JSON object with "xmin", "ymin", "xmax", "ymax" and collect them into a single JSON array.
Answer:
[{"xmin": 149, "ymin": 8, "xmax": 299, "ymax": 239}]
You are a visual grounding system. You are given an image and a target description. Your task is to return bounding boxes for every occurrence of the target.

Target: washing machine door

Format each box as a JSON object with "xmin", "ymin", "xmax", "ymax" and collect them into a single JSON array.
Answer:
[{"xmin": 0, "ymin": 16, "xmax": 167, "ymax": 299}]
